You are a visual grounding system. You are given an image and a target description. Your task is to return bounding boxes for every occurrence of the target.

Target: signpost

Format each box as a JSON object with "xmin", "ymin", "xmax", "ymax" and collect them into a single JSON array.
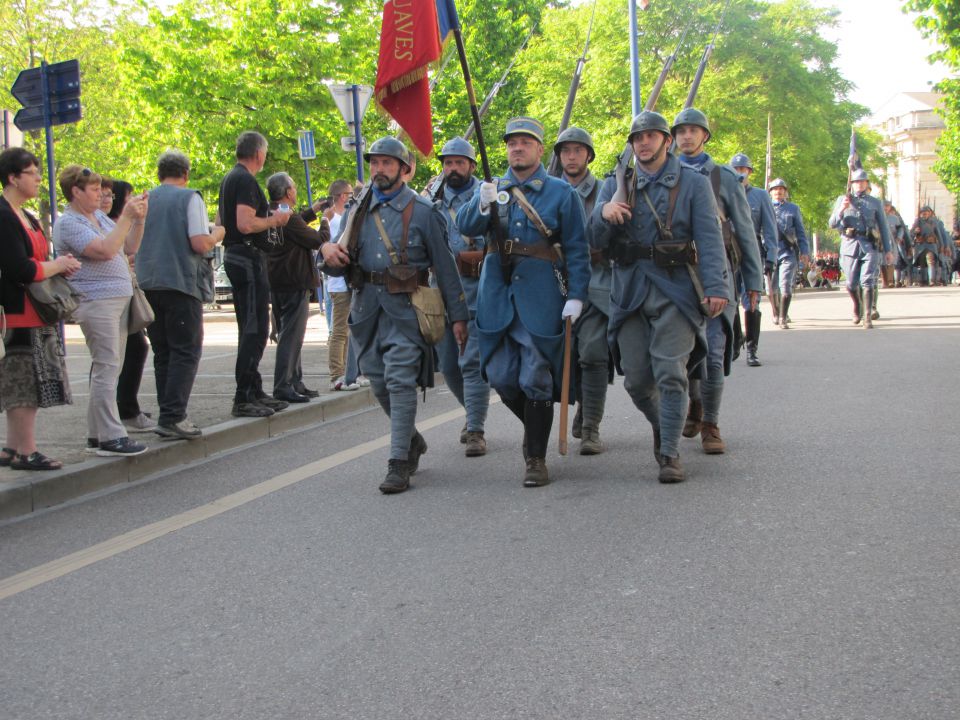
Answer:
[
  {"xmin": 328, "ymin": 83, "xmax": 373, "ymax": 182},
  {"xmin": 10, "ymin": 59, "xmax": 82, "ymax": 222},
  {"xmin": 297, "ymin": 129, "xmax": 316, "ymax": 205}
]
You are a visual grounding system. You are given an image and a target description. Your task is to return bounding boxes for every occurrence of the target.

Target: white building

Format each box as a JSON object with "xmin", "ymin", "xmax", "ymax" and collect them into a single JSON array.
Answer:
[{"xmin": 870, "ymin": 92, "xmax": 954, "ymax": 231}]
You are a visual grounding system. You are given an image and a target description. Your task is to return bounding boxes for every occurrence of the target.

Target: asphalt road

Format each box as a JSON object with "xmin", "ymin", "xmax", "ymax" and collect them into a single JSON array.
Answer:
[{"xmin": 1, "ymin": 287, "xmax": 958, "ymax": 719}]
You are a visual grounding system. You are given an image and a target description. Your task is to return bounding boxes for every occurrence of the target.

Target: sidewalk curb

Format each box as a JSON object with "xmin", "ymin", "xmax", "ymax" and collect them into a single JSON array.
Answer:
[{"xmin": 0, "ymin": 389, "xmax": 377, "ymax": 523}]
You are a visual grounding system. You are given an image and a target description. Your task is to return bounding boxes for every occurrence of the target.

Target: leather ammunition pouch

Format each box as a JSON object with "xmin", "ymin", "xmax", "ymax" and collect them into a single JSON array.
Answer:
[
  {"xmin": 383, "ymin": 265, "xmax": 421, "ymax": 294},
  {"xmin": 653, "ymin": 241, "xmax": 697, "ymax": 269},
  {"xmin": 456, "ymin": 250, "xmax": 484, "ymax": 278},
  {"xmin": 608, "ymin": 241, "xmax": 653, "ymax": 266}
]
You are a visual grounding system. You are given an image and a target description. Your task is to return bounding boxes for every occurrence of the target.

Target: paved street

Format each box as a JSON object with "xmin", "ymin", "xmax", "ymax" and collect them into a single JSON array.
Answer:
[{"xmin": 0, "ymin": 286, "xmax": 958, "ymax": 719}]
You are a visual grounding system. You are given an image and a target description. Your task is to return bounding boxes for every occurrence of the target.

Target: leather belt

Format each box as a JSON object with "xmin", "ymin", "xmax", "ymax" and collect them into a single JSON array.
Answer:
[
  {"xmin": 609, "ymin": 243, "xmax": 654, "ymax": 265},
  {"xmin": 362, "ymin": 269, "xmax": 431, "ymax": 286},
  {"xmin": 499, "ymin": 238, "xmax": 558, "ymax": 262}
]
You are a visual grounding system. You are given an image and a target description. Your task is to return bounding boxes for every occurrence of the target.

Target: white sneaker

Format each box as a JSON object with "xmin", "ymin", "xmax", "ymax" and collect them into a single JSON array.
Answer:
[
  {"xmin": 355, "ymin": 375, "xmax": 371, "ymax": 387},
  {"xmin": 330, "ymin": 376, "xmax": 361, "ymax": 392},
  {"xmin": 123, "ymin": 412, "xmax": 157, "ymax": 433}
]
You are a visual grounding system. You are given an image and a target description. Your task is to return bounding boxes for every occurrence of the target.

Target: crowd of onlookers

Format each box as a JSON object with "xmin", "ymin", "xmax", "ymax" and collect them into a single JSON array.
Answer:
[{"xmin": 0, "ymin": 134, "xmax": 359, "ymax": 471}]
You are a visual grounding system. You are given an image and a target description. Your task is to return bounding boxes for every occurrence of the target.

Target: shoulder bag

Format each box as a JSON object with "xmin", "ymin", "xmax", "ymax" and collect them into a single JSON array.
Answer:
[
  {"xmin": 128, "ymin": 266, "xmax": 155, "ymax": 333},
  {"xmin": 25, "ymin": 275, "xmax": 82, "ymax": 325}
]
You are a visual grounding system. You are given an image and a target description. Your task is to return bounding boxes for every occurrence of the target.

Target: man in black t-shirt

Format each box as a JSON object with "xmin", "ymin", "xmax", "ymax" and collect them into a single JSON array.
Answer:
[{"xmin": 218, "ymin": 131, "xmax": 292, "ymax": 417}]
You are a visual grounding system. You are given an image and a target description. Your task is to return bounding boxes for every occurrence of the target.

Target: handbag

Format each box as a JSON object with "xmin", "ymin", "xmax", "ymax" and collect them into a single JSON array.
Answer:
[
  {"xmin": 25, "ymin": 275, "xmax": 81, "ymax": 325},
  {"xmin": 128, "ymin": 267, "xmax": 155, "ymax": 333}
]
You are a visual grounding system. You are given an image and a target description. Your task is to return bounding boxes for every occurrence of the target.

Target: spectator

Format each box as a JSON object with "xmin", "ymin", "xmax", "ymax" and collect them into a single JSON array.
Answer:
[
  {"xmin": 0, "ymin": 148, "xmax": 82, "ymax": 470},
  {"xmin": 99, "ymin": 177, "xmax": 115, "ymax": 215},
  {"xmin": 265, "ymin": 171, "xmax": 332, "ymax": 402},
  {"xmin": 324, "ymin": 179, "xmax": 358, "ymax": 391},
  {"xmin": 106, "ymin": 178, "xmax": 156, "ymax": 433},
  {"xmin": 136, "ymin": 150, "xmax": 223, "ymax": 439},
  {"xmin": 52, "ymin": 164, "xmax": 149, "ymax": 456},
  {"xmin": 217, "ymin": 131, "xmax": 291, "ymax": 417}
]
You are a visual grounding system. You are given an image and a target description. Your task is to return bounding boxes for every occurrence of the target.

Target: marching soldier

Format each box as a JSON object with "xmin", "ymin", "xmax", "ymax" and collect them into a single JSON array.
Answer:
[
  {"xmin": 330, "ymin": 137, "xmax": 469, "ymax": 493},
  {"xmin": 554, "ymin": 126, "xmax": 609, "ymax": 455},
  {"xmin": 429, "ymin": 138, "xmax": 491, "ymax": 457},
  {"xmin": 457, "ymin": 117, "xmax": 590, "ymax": 487},
  {"xmin": 590, "ymin": 111, "xmax": 728, "ymax": 483},
  {"xmin": 884, "ymin": 200, "xmax": 912, "ymax": 287},
  {"xmin": 672, "ymin": 109, "xmax": 763, "ymax": 455},
  {"xmin": 768, "ymin": 178, "xmax": 810, "ymax": 329},
  {"xmin": 910, "ymin": 205, "xmax": 946, "ymax": 287},
  {"xmin": 828, "ymin": 168, "xmax": 893, "ymax": 329},
  {"xmin": 730, "ymin": 152, "xmax": 778, "ymax": 366}
]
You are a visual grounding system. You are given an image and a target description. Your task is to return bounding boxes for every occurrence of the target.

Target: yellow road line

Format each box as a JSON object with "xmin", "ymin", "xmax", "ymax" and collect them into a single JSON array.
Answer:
[{"xmin": 0, "ymin": 407, "xmax": 466, "ymax": 602}]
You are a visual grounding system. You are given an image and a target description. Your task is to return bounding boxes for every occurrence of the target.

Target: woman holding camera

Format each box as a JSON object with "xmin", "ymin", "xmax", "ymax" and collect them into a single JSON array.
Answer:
[
  {"xmin": 0, "ymin": 148, "xmax": 82, "ymax": 470},
  {"xmin": 52, "ymin": 164, "xmax": 150, "ymax": 456}
]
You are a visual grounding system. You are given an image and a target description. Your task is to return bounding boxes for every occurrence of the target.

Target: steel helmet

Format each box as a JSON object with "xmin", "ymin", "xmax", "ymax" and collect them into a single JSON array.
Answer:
[
  {"xmin": 553, "ymin": 126, "xmax": 596, "ymax": 163},
  {"xmin": 850, "ymin": 168, "xmax": 869, "ymax": 182},
  {"xmin": 364, "ymin": 136, "xmax": 411, "ymax": 167},
  {"xmin": 438, "ymin": 137, "xmax": 476, "ymax": 162},
  {"xmin": 503, "ymin": 116, "xmax": 545, "ymax": 144},
  {"xmin": 671, "ymin": 107, "xmax": 711, "ymax": 141},
  {"xmin": 730, "ymin": 153, "xmax": 754, "ymax": 171},
  {"xmin": 919, "ymin": 204, "xmax": 933, "ymax": 213},
  {"xmin": 628, "ymin": 111, "xmax": 672, "ymax": 141},
  {"xmin": 768, "ymin": 177, "xmax": 788, "ymax": 191}
]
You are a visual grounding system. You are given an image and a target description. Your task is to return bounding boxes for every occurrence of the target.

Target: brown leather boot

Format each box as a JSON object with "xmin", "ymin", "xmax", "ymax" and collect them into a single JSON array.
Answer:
[
  {"xmin": 464, "ymin": 430, "xmax": 487, "ymax": 457},
  {"xmin": 658, "ymin": 455, "xmax": 685, "ymax": 483},
  {"xmin": 700, "ymin": 422, "xmax": 726, "ymax": 454},
  {"xmin": 379, "ymin": 459, "xmax": 411, "ymax": 494},
  {"xmin": 682, "ymin": 398, "xmax": 703, "ymax": 438},
  {"xmin": 523, "ymin": 457, "xmax": 550, "ymax": 487},
  {"xmin": 579, "ymin": 428, "xmax": 605, "ymax": 455}
]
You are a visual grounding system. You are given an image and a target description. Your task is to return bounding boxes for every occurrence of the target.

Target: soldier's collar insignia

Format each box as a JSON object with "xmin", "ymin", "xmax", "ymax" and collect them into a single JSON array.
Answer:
[{"xmin": 526, "ymin": 178, "xmax": 544, "ymax": 191}]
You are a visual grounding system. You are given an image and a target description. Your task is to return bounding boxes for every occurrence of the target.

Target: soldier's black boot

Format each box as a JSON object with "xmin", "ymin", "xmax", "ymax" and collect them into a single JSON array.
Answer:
[
  {"xmin": 745, "ymin": 309, "xmax": 762, "ymax": 367},
  {"xmin": 407, "ymin": 429, "xmax": 427, "ymax": 474},
  {"xmin": 379, "ymin": 459, "xmax": 411, "ymax": 494},
  {"xmin": 871, "ymin": 287, "xmax": 880, "ymax": 320},
  {"xmin": 779, "ymin": 294, "xmax": 792, "ymax": 329},
  {"xmin": 522, "ymin": 399, "xmax": 553, "ymax": 487},
  {"xmin": 863, "ymin": 288, "xmax": 875, "ymax": 329},
  {"xmin": 499, "ymin": 392, "xmax": 527, "ymax": 458},
  {"xmin": 848, "ymin": 288, "xmax": 862, "ymax": 324}
]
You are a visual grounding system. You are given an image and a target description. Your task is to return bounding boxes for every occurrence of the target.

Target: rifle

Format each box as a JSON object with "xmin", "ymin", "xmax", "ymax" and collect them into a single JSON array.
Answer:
[
  {"xmin": 463, "ymin": 23, "xmax": 537, "ymax": 142},
  {"xmin": 683, "ymin": 0, "xmax": 733, "ymax": 109},
  {"xmin": 546, "ymin": 0, "xmax": 598, "ymax": 176}
]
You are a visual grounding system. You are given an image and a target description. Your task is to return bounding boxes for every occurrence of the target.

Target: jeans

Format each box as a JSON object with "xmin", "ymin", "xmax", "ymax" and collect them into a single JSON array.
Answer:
[
  {"xmin": 224, "ymin": 245, "xmax": 269, "ymax": 403},
  {"xmin": 116, "ymin": 330, "xmax": 149, "ymax": 419},
  {"xmin": 144, "ymin": 290, "xmax": 203, "ymax": 426}
]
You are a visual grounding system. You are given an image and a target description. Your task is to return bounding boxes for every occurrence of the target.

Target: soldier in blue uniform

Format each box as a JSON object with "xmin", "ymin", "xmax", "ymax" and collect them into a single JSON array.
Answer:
[
  {"xmin": 554, "ymin": 127, "xmax": 609, "ymax": 455},
  {"xmin": 330, "ymin": 137, "xmax": 469, "ymax": 493},
  {"xmin": 910, "ymin": 205, "xmax": 946, "ymax": 287},
  {"xmin": 731, "ymin": 152, "xmax": 778, "ymax": 366},
  {"xmin": 671, "ymin": 110, "xmax": 763, "ymax": 455},
  {"xmin": 768, "ymin": 178, "xmax": 809, "ymax": 329},
  {"xmin": 828, "ymin": 169, "xmax": 893, "ymax": 329},
  {"xmin": 428, "ymin": 137, "xmax": 491, "ymax": 457},
  {"xmin": 884, "ymin": 201, "xmax": 912, "ymax": 287},
  {"xmin": 936, "ymin": 215, "xmax": 954, "ymax": 285},
  {"xmin": 589, "ymin": 111, "xmax": 728, "ymax": 483},
  {"xmin": 457, "ymin": 117, "xmax": 591, "ymax": 487}
]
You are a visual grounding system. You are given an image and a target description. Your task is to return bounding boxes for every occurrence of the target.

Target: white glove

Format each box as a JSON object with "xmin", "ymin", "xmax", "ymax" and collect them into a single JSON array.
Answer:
[
  {"xmin": 479, "ymin": 181, "xmax": 498, "ymax": 212},
  {"xmin": 561, "ymin": 299, "xmax": 583, "ymax": 321}
]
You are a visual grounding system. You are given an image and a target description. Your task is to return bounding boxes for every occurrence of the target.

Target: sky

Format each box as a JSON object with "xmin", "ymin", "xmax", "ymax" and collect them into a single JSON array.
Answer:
[{"xmin": 806, "ymin": 0, "xmax": 949, "ymax": 113}]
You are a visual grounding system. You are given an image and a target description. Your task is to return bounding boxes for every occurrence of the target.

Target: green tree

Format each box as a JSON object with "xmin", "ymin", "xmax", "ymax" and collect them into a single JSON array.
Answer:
[{"xmin": 904, "ymin": 0, "xmax": 960, "ymax": 195}]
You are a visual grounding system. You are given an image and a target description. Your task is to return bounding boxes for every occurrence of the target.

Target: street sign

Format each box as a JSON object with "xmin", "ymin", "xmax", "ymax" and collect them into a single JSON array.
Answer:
[
  {"xmin": 297, "ymin": 129, "xmax": 315, "ymax": 160},
  {"xmin": 13, "ymin": 98, "xmax": 82, "ymax": 132},
  {"xmin": 11, "ymin": 59, "xmax": 80, "ymax": 107},
  {"xmin": 341, "ymin": 136, "xmax": 366, "ymax": 153},
  {"xmin": 328, "ymin": 84, "xmax": 373, "ymax": 125}
]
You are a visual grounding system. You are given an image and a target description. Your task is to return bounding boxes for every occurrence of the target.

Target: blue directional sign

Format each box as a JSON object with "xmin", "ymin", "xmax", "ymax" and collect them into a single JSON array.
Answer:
[
  {"xmin": 298, "ymin": 130, "xmax": 316, "ymax": 160},
  {"xmin": 11, "ymin": 59, "xmax": 80, "ymax": 107},
  {"xmin": 14, "ymin": 98, "xmax": 82, "ymax": 132}
]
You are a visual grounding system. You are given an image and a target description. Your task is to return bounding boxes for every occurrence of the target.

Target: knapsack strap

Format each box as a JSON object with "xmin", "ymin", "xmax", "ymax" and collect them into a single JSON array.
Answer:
[
  {"xmin": 510, "ymin": 187, "xmax": 553, "ymax": 239},
  {"xmin": 372, "ymin": 200, "xmax": 415, "ymax": 265}
]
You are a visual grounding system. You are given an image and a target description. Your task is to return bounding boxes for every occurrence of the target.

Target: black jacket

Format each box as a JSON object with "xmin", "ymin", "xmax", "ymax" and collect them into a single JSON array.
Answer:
[
  {"xmin": 0, "ymin": 194, "xmax": 45, "ymax": 315},
  {"xmin": 266, "ymin": 205, "xmax": 329, "ymax": 292}
]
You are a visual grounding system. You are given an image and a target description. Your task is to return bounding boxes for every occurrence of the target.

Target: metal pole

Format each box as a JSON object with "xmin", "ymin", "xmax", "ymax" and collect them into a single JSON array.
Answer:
[
  {"xmin": 303, "ymin": 159, "xmax": 313, "ymax": 206},
  {"xmin": 629, "ymin": 0, "xmax": 642, "ymax": 116},
  {"xmin": 351, "ymin": 84, "xmax": 364, "ymax": 183},
  {"xmin": 40, "ymin": 62, "xmax": 58, "ymax": 224}
]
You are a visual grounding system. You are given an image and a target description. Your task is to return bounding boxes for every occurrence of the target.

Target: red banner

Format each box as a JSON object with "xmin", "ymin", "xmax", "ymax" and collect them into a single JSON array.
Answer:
[{"xmin": 374, "ymin": 0, "xmax": 442, "ymax": 156}]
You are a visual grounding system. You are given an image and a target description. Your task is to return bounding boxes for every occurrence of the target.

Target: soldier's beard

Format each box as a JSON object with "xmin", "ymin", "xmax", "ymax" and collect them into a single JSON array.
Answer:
[
  {"xmin": 446, "ymin": 171, "xmax": 468, "ymax": 188},
  {"xmin": 373, "ymin": 171, "xmax": 402, "ymax": 191}
]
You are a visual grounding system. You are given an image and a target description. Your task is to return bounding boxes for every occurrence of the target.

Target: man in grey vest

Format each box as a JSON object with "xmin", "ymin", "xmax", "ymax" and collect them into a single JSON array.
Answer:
[
  {"xmin": 554, "ymin": 127, "xmax": 609, "ymax": 455},
  {"xmin": 136, "ymin": 150, "xmax": 224, "ymax": 439}
]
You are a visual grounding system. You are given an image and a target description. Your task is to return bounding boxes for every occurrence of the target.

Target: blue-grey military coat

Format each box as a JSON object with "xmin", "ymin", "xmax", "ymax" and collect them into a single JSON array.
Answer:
[
  {"xmin": 744, "ymin": 183, "xmax": 779, "ymax": 267},
  {"xmin": 589, "ymin": 153, "xmax": 728, "ymax": 367},
  {"xmin": 456, "ymin": 164, "xmax": 591, "ymax": 398},
  {"xmin": 437, "ymin": 176, "xmax": 484, "ymax": 311},
  {"xmin": 773, "ymin": 200, "xmax": 810, "ymax": 259},
  {"xmin": 885, "ymin": 211, "xmax": 911, "ymax": 262},
  {"xmin": 339, "ymin": 184, "xmax": 469, "ymax": 387},
  {"xmin": 569, "ymin": 170, "xmax": 611, "ymax": 314},
  {"xmin": 828, "ymin": 192, "xmax": 892, "ymax": 255}
]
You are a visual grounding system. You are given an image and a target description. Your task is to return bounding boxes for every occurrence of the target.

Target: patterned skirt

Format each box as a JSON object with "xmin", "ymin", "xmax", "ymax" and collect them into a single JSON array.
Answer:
[{"xmin": 0, "ymin": 326, "xmax": 73, "ymax": 411}]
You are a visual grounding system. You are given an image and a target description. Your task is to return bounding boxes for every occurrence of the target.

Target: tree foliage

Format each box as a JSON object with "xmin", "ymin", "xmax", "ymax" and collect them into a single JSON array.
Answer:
[{"xmin": 904, "ymin": 0, "xmax": 960, "ymax": 195}]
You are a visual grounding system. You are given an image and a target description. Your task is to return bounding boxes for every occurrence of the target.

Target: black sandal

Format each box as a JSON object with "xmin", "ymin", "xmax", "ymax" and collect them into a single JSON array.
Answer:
[
  {"xmin": 11, "ymin": 451, "xmax": 63, "ymax": 471},
  {"xmin": 0, "ymin": 447, "xmax": 15, "ymax": 467}
]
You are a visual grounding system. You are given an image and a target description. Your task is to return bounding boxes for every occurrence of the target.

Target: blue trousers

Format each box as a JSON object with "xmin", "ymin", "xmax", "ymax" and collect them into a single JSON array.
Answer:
[
  {"xmin": 484, "ymin": 315, "xmax": 554, "ymax": 402},
  {"xmin": 437, "ymin": 314, "xmax": 489, "ymax": 433}
]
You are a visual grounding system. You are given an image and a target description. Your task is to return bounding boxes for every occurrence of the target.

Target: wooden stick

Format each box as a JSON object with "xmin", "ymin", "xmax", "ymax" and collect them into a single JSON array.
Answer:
[{"xmin": 558, "ymin": 316, "xmax": 573, "ymax": 456}]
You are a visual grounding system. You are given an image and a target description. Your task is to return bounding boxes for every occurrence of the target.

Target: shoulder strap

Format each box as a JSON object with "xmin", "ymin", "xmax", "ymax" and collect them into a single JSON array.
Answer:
[
  {"xmin": 709, "ymin": 167, "xmax": 728, "ymax": 221},
  {"xmin": 446, "ymin": 207, "xmax": 475, "ymax": 249},
  {"xmin": 372, "ymin": 201, "xmax": 415, "ymax": 265},
  {"xmin": 509, "ymin": 187, "xmax": 553, "ymax": 239},
  {"xmin": 641, "ymin": 180, "xmax": 682, "ymax": 236}
]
